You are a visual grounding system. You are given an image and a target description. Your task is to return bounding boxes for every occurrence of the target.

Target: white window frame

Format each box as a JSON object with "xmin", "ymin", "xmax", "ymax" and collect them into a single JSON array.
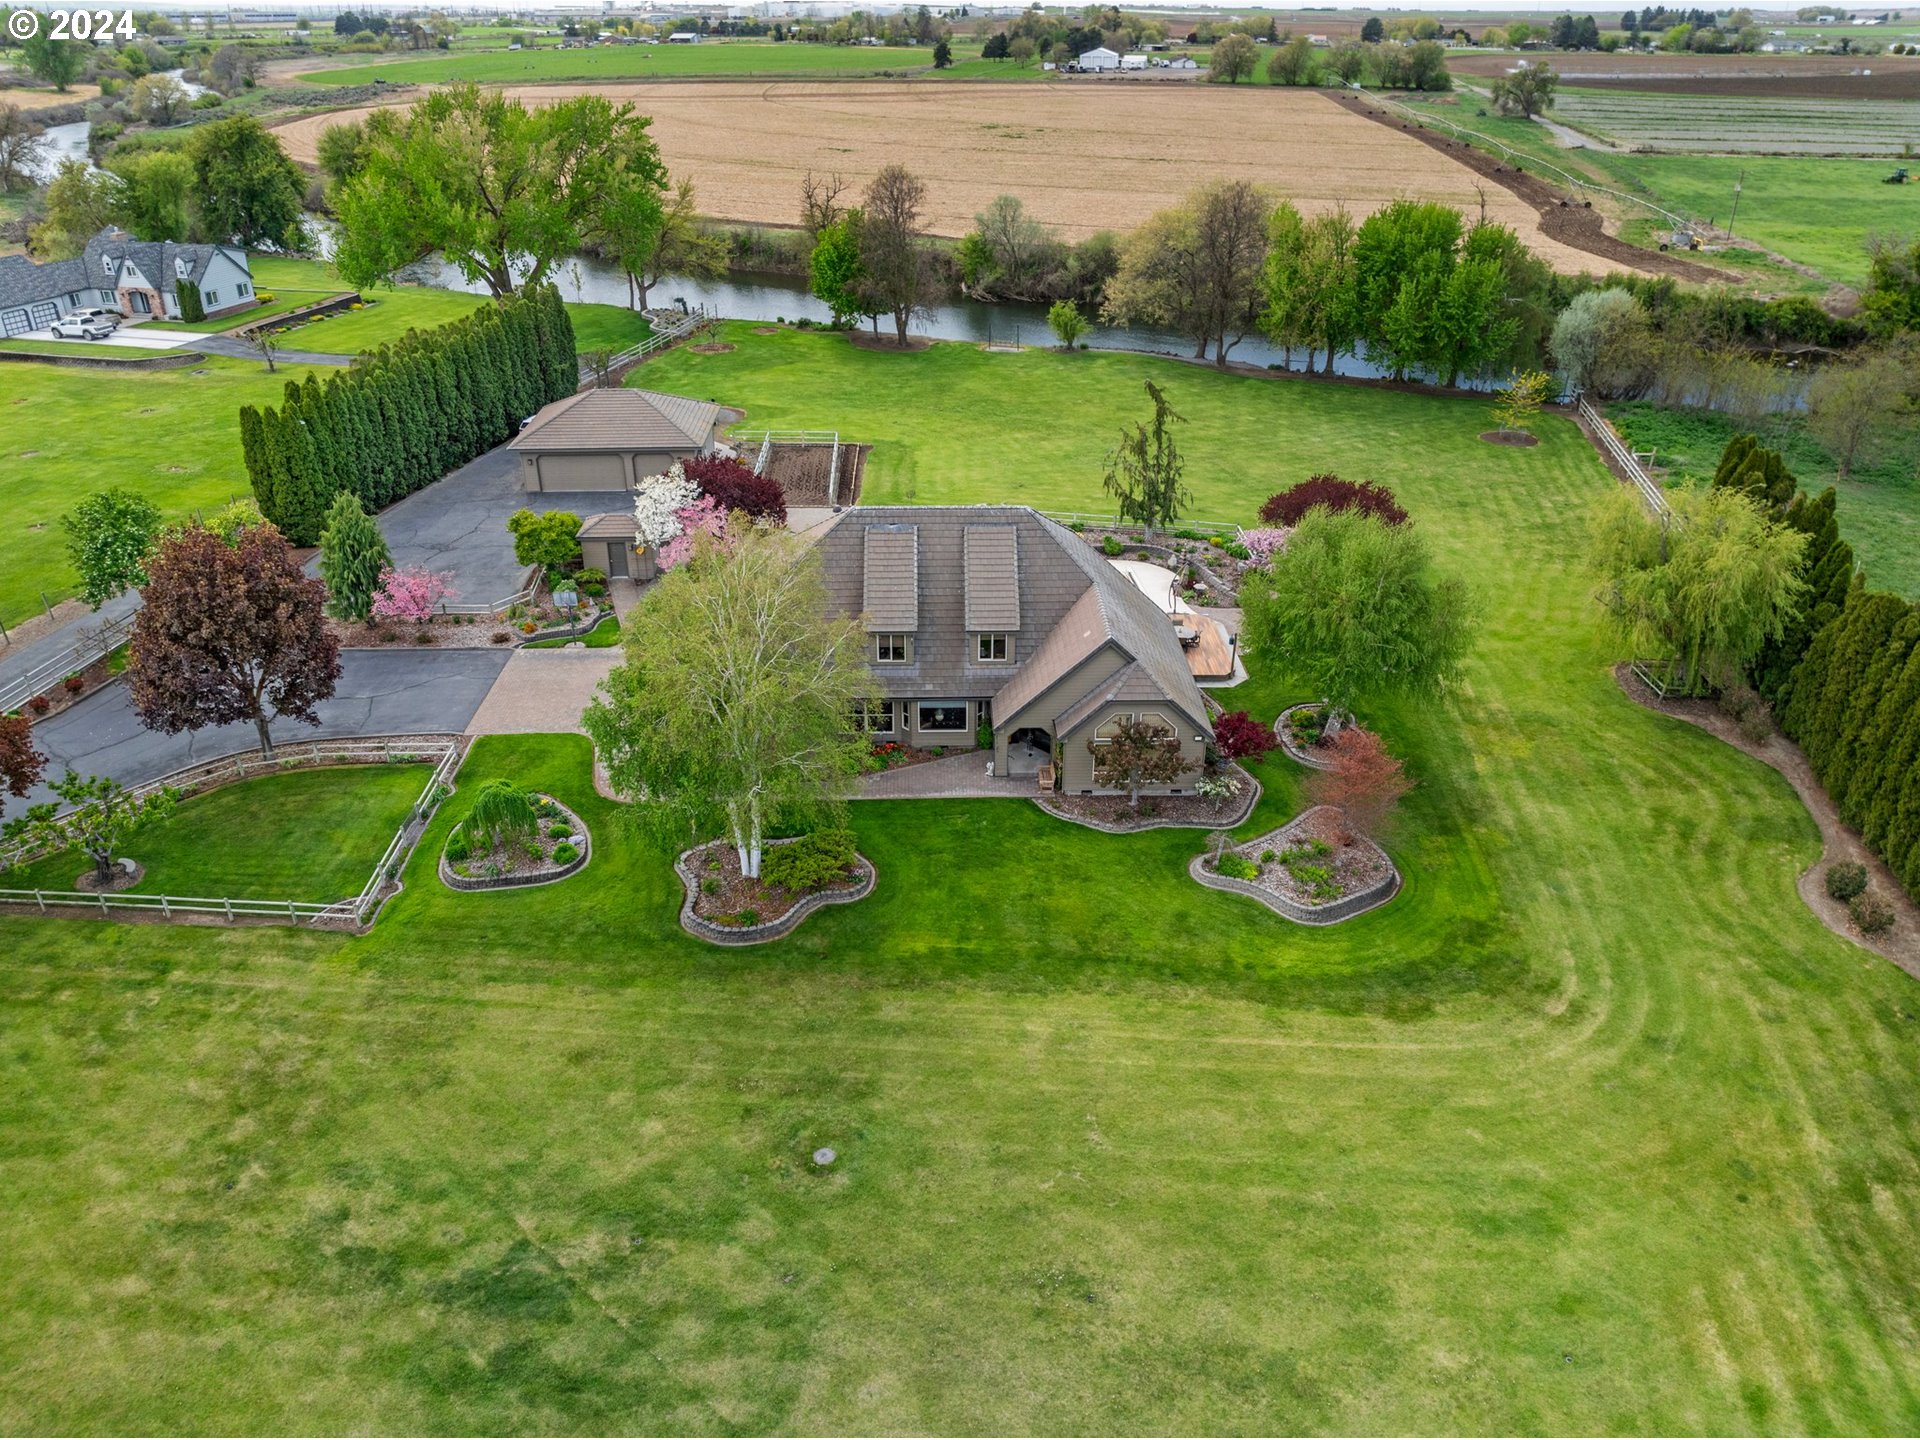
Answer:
[
  {"xmin": 975, "ymin": 632, "xmax": 1013, "ymax": 663},
  {"xmin": 874, "ymin": 633, "xmax": 911, "ymax": 664},
  {"xmin": 204, "ymin": 290, "xmax": 218, "ymax": 306},
  {"xmin": 1092, "ymin": 712, "xmax": 1133, "ymax": 745},
  {"xmin": 916, "ymin": 701, "xmax": 968, "ymax": 733}
]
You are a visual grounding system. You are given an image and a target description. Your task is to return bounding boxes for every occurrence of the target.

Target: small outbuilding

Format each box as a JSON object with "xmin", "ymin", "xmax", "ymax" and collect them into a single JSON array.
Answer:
[
  {"xmin": 509, "ymin": 387, "xmax": 723, "ymax": 494},
  {"xmin": 1077, "ymin": 45, "xmax": 1120, "ymax": 70},
  {"xmin": 577, "ymin": 512, "xmax": 657, "ymax": 583}
]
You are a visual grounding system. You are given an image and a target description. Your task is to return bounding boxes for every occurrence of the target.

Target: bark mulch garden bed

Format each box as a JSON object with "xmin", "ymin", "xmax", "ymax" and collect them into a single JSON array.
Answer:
[
  {"xmin": 330, "ymin": 599, "xmax": 608, "ymax": 650},
  {"xmin": 1192, "ymin": 805, "xmax": 1400, "ymax": 925},
  {"xmin": 1036, "ymin": 762, "xmax": 1259, "ymax": 832},
  {"xmin": 440, "ymin": 792, "xmax": 590, "ymax": 891},
  {"xmin": 866, "ymin": 739, "xmax": 946, "ymax": 773},
  {"xmin": 676, "ymin": 834, "xmax": 876, "ymax": 946},
  {"xmin": 15, "ymin": 650, "xmax": 118, "ymax": 724},
  {"xmin": 1275, "ymin": 702, "xmax": 1338, "ymax": 770}
]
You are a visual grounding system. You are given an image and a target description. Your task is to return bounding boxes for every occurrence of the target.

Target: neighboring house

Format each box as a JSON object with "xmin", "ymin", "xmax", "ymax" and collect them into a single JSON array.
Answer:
[
  {"xmin": 1077, "ymin": 45, "xmax": 1120, "ymax": 69},
  {"xmin": 1164, "ymin": 54, "xmax": 1198, "ymax": 68},
  {"xmin": 815, "ymin": 505, "xmax": 1213, "ymax": 793},
  {"xmin": 0, "ymin": 227, "xmax": 253, "ymax": 337},
  {"xmin": 1120, "ymin": 52, "xmax": 1149, "ymax": 69},
  {"xmin": 508, "ymin": 387, "xmax": 723, "ymax": 493}
]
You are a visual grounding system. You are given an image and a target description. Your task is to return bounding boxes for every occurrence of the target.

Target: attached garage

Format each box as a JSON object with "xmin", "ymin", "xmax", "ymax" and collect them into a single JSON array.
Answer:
[
  {"xmin": 509, "ymin": 387, "xmax": 724, "ymax": 494},
  {"xmin": 1, "ymin": 307, "xmax": 29, "ymax": 337}
]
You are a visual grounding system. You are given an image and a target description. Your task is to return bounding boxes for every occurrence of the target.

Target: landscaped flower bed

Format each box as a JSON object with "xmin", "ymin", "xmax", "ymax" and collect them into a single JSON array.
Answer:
[
  {"xmin": 865, "ymin": 740, "xmax": 943, "ymax": 771},
  {"xmin": 439, "ymin": 785, "xmax": 590, "ymax": 891},
  {"xmin": 1192, "ymin": 805, "xmax": 1399, "ymax": 924},
  {"xmin": 1275, "ymin": 702, "xmax": 1338, "ymax": 770},
  {"xmin": 1036, "ymin": 763, "xmax": 1258, "ymax": 831},
  {"xmin": 1070, "ymin": 525, "xmax": 1255, "ymax": 605},
  {"xmin": 675, "ymin": 829, "xmax": 875, "ymax": 944}
]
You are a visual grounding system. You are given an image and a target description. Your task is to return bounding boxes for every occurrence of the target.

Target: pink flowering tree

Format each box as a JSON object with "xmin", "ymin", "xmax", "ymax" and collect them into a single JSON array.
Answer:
[
  {"xmin": 1241, "ymin": 527, "xmax": 1288, "ymax": 568},
  {"xmin": 371, "ymin": 566, "xmax": 456, "ymax": 623},
  {"xmin": 658, "ymin": 495, "xmax": 730, "ymax": 570}
]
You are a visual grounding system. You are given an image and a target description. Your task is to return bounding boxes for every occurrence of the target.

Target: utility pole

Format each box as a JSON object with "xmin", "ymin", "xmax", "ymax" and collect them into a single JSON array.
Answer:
[{"xmin": 1727, "ymin": 169, "xmax": 1745, "ymax": 239}]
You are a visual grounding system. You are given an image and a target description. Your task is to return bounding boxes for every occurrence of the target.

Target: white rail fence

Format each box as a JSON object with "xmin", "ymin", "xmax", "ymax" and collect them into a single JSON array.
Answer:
[
  {"xmin": 0, "ymin": 613, "xmax": 136, "ymax": 715},
  {"xmin": 1577, "ymin": 395, "xmax": 1670, "ymax": 516},
  {"xmin": 578, "ymin": 306, "xmax": 715, "ymax": 385},
  {"xmin": 0, "ymin": 734, "xmax": 467, "ymax": 931},
  {"xmin": 435, "ymin": 569, "xmax": 540, "ymax": 619}
]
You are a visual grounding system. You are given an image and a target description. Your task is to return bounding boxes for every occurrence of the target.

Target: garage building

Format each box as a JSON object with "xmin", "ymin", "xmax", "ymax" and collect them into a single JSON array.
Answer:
[{"xmin": 509, "ymin": 387, "xmax": 723, "ymax": 493}]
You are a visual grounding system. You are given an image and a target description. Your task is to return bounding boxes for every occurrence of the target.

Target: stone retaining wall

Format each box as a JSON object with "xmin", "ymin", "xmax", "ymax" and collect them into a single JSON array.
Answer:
[
  {"xmin": 1274, "ymin": 703, "xmax": 1337, "ymax": 770},
  {"xmin": 438, "ymin": 797, "xmax": 591, "ymax": 892},
  {"xmin": 674, "ymin": 838, "xmax": 876, "ymax": 946},
  {"xmin": 241, "ymin": 291, "xmax": 363, "ymax": 338},
  {"xmin": 0, "ymin": 348, "xmax": 207, "ymax": 371},
  {"xmin": 1188, "ymin": 850, "xmax": 1401, "ymax": 925},
  {"xmin": 1033, "ymin": 764, "xmax": 1261, "ymax": 833}
]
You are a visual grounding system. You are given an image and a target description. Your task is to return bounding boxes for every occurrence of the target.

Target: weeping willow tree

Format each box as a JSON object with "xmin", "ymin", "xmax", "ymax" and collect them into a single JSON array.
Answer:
[
  {"xmin": 464, "ymin": 779, "xmax": 538, "ymax": 851},
  {"xmin": 1587, "ymin": 485, "xmax": 1808, "ymax": 697}
]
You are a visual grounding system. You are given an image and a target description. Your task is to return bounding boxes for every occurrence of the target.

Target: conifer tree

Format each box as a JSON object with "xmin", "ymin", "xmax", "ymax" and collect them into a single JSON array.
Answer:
[
  {"xmin": 1713, "ymin": 434, "xmax": 1756, "ymax": 488},
  {"xmin": 1829, "ymin": 607, "xmax": 1920, "ymax": 823},
  {"xmin": 1863, "ymin": 649, "xmax": 1920, "ymax": 850},
  {"xmin": 1794, "ymin": 589, "xmax": 1906, "ymax": 776},
  {"xmin": 317, "ymin": 490, "xmax": 392, "ymax": 621}
]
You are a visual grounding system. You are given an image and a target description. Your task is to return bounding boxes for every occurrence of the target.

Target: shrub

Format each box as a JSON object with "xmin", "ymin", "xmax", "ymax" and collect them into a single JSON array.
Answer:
[
  {"xmin": 62, "ymin": 674, "xmax": 85, "ymax": 694},
  {"xmin": 547, "ymin": 822, "xmax": 571, "ymax": 839},
  {"xmin": 445, "ymin": 827, "xmax": 471, "ymax": 863},
  {"xmin": 701, "ymin": 876, "xmax": 719, "ymax": 894},
  {"xmin": 413, "ymin": 629, "xmax": 434, "ymax": 645},
  {"xmin": 1850, "ymin": 891, "xmax": 1895, "ymax": 936},
  {"xmin": 551, "ymin": 842, "xmax": 579, "ymax": 865},
  {"xmin": 1260, "ymin": 849, "xmax": 1276, "ymax": 863},
  {"xmin": 1214, "ymin": 853, "xmax": 1259, "ymax": 880},
  {"xmin": 28, "ymin": 695, "xmax": 50, "ymax": 715},
  {"xmin": 573, "ymin": 567, "xmax": 607, "ymax": 589},
  {"xmin": 1259, "ymin": 475, "xmax": 1407, "ymax": 528},
  {"xmin": 760, "ymin": 828, "xmax": 858, "ymax": 892},
  {"xmin": 735, "ymin": 908, "xmax": 761, "ymax": 926},
  {"xmin": 1826, "ymin": 862, "xmax": 1868, "ymax": 902},
  {"xmin": 491, "ymin": 630, "xmax": 512, "ymax": 644},
  {"xmin": 466, "ymin": 779, "xmax": 538, "ymax": 849},
  {"xmin": 1195, "ymin": 772, "xmax": 1243, "ymax": 806},
  {"xmin": 1101, "ymin": 535, "xmax": 1125, "ymax": 557},
  {"xmin": 683, "ymin": 455, "xmax": 788, "ymax": 525},
  {"xmin": 1213, "ymin": 710, "xmax": 1277, "ymax": 762}
]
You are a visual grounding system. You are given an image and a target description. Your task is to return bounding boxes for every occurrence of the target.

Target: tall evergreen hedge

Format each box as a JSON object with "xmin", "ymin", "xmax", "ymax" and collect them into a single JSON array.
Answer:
[
  {"xmin": 1777, "ymin": 581, "xmax": 1920, "ymax": 902},
  {"xmin": 239, "ymin": 285, "xmax": 577, "ymax": 545}
]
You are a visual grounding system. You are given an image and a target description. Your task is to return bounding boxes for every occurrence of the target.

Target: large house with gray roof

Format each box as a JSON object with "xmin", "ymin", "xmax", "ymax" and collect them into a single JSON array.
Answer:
[
  {"xmin": 815, "ymin": 505, "xmax": 1214, "ymax": 793},
  {"xmin": 0, "ymin": 228, "xmax": 255, "ymax": 337}
]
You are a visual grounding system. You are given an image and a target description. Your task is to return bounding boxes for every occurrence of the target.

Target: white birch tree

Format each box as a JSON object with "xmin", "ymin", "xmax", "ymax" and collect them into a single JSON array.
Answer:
[{"xmin": 583, "ymin": 523, "xmax": 877, "ymax": 878}]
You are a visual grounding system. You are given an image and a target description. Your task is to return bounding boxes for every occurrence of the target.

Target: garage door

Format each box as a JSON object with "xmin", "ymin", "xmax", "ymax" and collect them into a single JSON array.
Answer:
[
  {"xmin": 28, "ymin": 302, "xmax": 58, "ymax": 329},
  {"xmin": 1, "ymin": 308, "xmax": 29, "ymax": 337},
  {"xmin": 535, "ymin": 453, "xmax": 629, "ymax": 492}
]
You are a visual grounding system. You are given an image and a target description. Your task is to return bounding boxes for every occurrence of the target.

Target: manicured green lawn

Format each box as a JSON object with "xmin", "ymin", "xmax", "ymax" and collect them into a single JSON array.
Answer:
[
  {"xmin": 3, "ymin": 763, "xmax": 429, "ymax": 901},
  {"xmin": 0, "ymin": 266, "xmax": 646, "ymax": 624},
  {"xmin": 1609, "ymin": 398, "xmax": 1920, "ymax": 599},
  {"xmin": 297, "ymin": 38, "xmax": 938, "ymax": 86},
  {"xmin": 1, "ymin": 357, "xmax": 293, "ymax": 626},
  {"xmin": 0, "ymin": 340, "xmax": 186, "ymax": 359},
  {"xmin": 4, "ymin": 329, "xmax": 1919, "ymax": 1432},
  {"xmin": 522, "ymin": 613, "xmax": 621, "ymax": 648}
]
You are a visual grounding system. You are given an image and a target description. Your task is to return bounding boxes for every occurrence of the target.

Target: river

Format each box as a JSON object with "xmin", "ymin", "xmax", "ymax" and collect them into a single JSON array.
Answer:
[
  {"xmin": 398, "ymin": 250, "xmax": 1508, "ymax": 391},
  {"xmin": 26, "ymin": 71, "xmax": 208, "ymax": 183}
]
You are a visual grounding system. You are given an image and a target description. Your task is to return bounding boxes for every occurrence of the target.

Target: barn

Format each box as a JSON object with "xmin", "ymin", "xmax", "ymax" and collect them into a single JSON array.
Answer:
[{"xmin": 508, "ymin": 387, "xmax": 723, "ymax": 493}]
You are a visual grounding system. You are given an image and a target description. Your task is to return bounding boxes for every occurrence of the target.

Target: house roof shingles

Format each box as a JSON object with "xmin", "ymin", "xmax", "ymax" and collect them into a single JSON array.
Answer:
[
  {"xmin": 963, "ymin": 525, "xmax": 1021, "ymax": 631},
  {"xmin": 509, "ymin": 387, "xmax": 722, "ymax": 453},
  {"xmin": 1, "ymin": 228, "xmax": 242, "ymax": 316},
  {"xmin": 861, "ymin": 525, "xmax": 919, "ymax": 632},
  {"xmin": 815, "ymin": 504, "xmax": 1209, "ymax": 734}
]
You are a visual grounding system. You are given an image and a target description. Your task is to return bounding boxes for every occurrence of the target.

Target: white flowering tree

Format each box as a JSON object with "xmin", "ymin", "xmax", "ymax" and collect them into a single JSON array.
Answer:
[{"xmin": 634, "ymin": 461, "xmax": 702, "ymax": 553}]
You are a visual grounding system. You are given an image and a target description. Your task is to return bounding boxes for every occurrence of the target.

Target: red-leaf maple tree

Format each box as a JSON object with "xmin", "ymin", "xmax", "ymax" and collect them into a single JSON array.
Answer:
[
  {"xmin": 128, "ymin": 523, "xmax": 342, "ymax": 757},
  {"xmin": 1308, "ymin": 727, "xmax": 1411, "ymax": 843},
  {"xmin": 0, "ymin": 714, "xmax": 45, "ymax": 814}
]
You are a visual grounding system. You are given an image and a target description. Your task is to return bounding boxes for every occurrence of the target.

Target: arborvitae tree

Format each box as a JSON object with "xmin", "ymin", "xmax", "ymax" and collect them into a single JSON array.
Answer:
[
  {"xmin": 317, "ymin": 489, "xmax": 392, "ymax": 621},
  {"xmin": 1863, "ymin": 649, "xmax": 1920, "ymax": 851},
  {"xmin": 1779, "ymin": 579, "xmax": 1854, "ymax": 738},
  {"xmin": 1712, "ymin": 433, "xmax": 1757, "ymax": 488},
  {"xmin": 1829, "ymin": 607, "xmax": 1920, "ymax": 823},
  {"xmin": 239, "ymin": 405, "xmax": 271, "ymax": 516},
  {"xmin": 1795, "ymin": 588, "xmax": 1907, "ymax": 775},
  {"xmin": 1754, "ymin": 487, "xmax": 1852, "ymax": 699}
]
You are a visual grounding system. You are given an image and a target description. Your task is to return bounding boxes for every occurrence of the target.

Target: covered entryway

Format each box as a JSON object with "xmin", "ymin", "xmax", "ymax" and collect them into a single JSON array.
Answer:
[{"xmin": 1005, "ymin": 726, "xmax": 1052, "ymax": 777}]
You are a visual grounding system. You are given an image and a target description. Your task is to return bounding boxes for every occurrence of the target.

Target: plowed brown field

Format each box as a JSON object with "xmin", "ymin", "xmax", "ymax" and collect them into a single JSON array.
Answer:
[{"xmin": 274, "ymin": 81, "xmax": 1650, "ymax": 273}]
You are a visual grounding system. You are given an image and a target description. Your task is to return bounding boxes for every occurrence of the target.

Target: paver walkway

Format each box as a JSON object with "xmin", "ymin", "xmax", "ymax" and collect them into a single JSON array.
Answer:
[
  {"xmin": 465, "ymin": 649, "xmax": 618, "ymax": 736},
  {"xmin": 858, "ymin": 749, "xmax": 1035, "ymax": 800}
]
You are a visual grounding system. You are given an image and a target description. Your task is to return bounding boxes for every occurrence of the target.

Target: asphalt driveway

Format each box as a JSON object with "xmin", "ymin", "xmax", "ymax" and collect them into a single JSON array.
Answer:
[
  {"xmin": 327, "ymin": 445, "xmax": 627, "ymax": 607},
  {"xmin": 15, "ymin": 648, "xmax": 509, "ymax": 810}
]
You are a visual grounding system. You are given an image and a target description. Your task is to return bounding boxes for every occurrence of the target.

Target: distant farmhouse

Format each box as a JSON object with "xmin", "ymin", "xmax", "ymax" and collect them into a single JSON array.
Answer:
[{"xmin": 0, "ymin": 228, "xmax": 254, "ymax": 337}]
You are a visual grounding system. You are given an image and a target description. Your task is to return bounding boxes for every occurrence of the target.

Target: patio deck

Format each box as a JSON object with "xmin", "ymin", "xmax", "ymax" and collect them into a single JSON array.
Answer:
[{"xmin": 1175, "ymin": 611, "xmax": 1236, "ymax": 682}]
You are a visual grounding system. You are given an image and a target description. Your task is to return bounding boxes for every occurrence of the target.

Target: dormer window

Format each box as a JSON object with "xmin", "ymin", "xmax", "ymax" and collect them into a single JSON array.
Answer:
[
  {"xmin": 975, "ymin": 633, "xmax": 1013, "ymax": 663},
  {"xmin": 874, "ymin": 633, "xmax": 912, "ymax": 664},
  {"xmin": 101, "ymin": 256, "xmax": 113, "ymax": 276},
  {"xmin": 176, "ymin": 257, "xmax": 191, "ymax": 278}
]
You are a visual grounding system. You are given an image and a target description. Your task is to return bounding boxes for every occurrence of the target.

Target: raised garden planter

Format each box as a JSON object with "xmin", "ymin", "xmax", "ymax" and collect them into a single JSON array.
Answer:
[
  {"xmin": 1035, "ymin": 762, "xmax": 1260, "ymax": 832},
  {"xmin": 675, "ymin": 836, "xmax": 876, "ymax": 946},
  {"xmin": 1275, "ymin": 702, "xmax": 1338, "ymax": 771},
  {"xmin": 1190, "ymin": 805, "xmax": 1400, "ymax": 925},
  {"xmin": 439, "ymin": 792, "xmax": 590, "ymax": 891}
]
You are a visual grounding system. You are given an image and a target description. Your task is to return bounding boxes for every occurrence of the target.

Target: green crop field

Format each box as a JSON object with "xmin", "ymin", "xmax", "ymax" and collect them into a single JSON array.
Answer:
[
  {"xmin": 6, "ymin": 333, "xmax": 1919, "ymax": 1430},
  {"xmin": 1554, "ymin": 86, "xmax": 1920, "ymax": 155},
  {"xmin": 297, "ymin": 38, "xmax": 940, "ymax": 86}
]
